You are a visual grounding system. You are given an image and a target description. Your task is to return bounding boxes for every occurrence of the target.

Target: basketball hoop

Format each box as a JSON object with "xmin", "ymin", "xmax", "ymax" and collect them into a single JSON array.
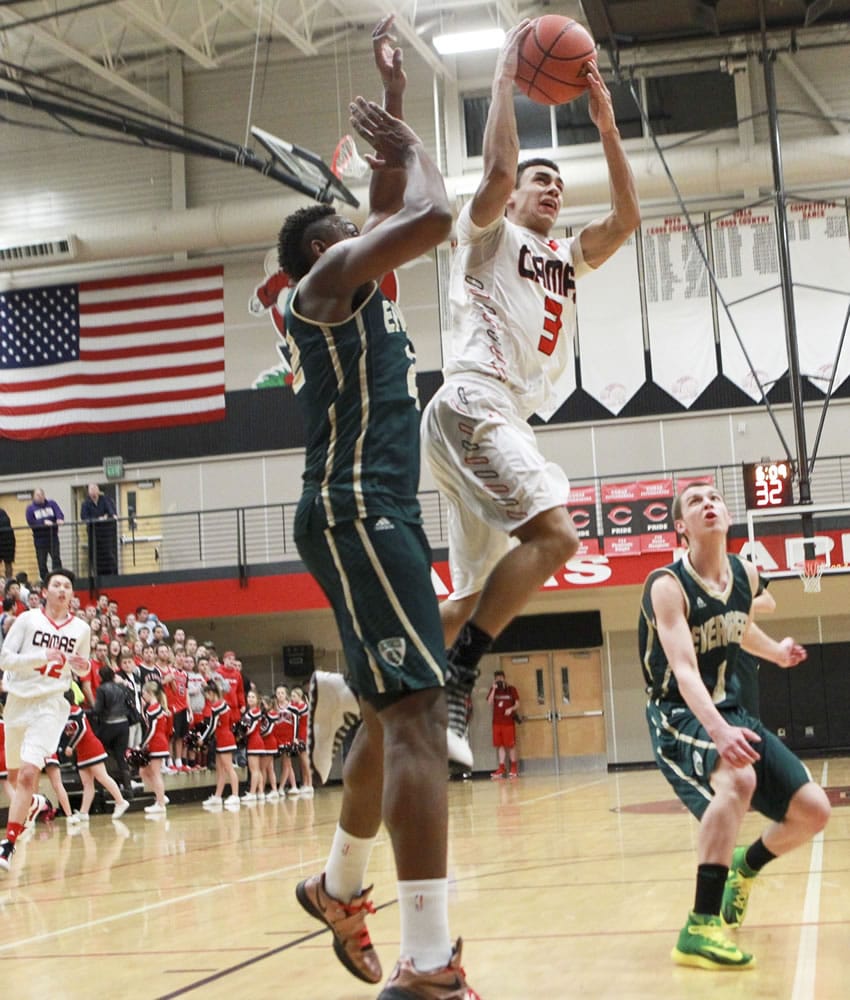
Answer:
[
  {"xmin": 798, "ymin": 559, "xmax": 825, "ymax": 594},
  {"xmin": 331, "ymin": 135, "xmax": 369, "ymax": 181}
]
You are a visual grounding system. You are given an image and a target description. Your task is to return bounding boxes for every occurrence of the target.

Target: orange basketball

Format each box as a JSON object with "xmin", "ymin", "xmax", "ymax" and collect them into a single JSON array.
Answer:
[{"xmin": 515, "ymin": 15, "xmax": 596, "ymax": 106}]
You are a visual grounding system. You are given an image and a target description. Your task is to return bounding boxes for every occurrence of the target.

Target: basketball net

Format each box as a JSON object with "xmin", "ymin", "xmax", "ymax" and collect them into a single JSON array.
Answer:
[
  {"xmin": 798, "ymin": 559, "xmax": 825, "ymax": 594},
  {"xmin": 331, "ymin": 134, "xmax": 369, "ymax": 181}
]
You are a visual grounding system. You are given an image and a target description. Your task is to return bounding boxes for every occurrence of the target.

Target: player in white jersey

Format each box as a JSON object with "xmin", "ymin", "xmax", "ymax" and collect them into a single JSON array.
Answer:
[
  {"xmin": 421, "ymin": 20, "xmax": 640, "ymax": 747},
  {"xmin": 0, "ymin": 570, "xmax": 90, "ymax": 871}
]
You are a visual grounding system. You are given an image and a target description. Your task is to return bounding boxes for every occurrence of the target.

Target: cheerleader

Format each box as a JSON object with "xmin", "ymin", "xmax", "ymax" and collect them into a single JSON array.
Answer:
[
  {"xmin": 287, "ymin": 686, "xmax": 313, "ymax": 797},
  {"xmin": 240, "ymin": 690, "xmax": 265, "ymax": 802},
  {"xmin": 44, "ymin": 750, "xmax": 75, "ymax": 822},
  {"xmin": 273, "ymin": 685, "xmax": 299, "ymax": 796},
  {"xmin": 199, "ymin": 682, "xmax": 240, "ymax": 808},
  {"xmin": 136, "ymin": 681, "xmax": 170, "ymax": 813},
  {"xmin": 260, "ymin": 696, "xmax": 280, "ymax": 799},
  {"xmin": 64, "ymin": 703, "xmax": 130, "ymax": 820}
]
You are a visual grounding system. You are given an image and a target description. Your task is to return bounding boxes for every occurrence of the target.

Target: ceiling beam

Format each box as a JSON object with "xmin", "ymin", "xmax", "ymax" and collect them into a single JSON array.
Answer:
[
  {"xmin": 0, "ymin": 6, "xmax": 173, "ymax": 116},
  {"xmin": 117, "ymin": 0, "xmax": 219, "ymax": 69},
  {"xmin": 224, "ymin": 0, "xmax": 319, "ymax": 57},
  {"xmin": 777, "ymin": 51, "xmax": 848, "ymax": 135}
]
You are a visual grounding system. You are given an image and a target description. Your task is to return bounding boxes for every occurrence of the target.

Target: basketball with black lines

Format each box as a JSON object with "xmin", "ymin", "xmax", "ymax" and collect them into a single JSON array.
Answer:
[{"xmin": 515, "ymin": 15, "xmax": 595, "ymax": 106}]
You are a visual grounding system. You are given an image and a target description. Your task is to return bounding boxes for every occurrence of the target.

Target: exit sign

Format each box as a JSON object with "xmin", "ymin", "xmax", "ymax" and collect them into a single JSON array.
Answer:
[{"xmin": 102, "ymin": 456, "xmax": 124, "ymax": 480}]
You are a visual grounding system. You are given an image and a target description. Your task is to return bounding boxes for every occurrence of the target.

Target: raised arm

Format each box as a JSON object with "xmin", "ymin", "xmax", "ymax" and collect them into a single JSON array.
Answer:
[
  {"xmin": 651, "ymin": 574, "xmax": 761, "ymax": 768},
  {"xmin": 303, "ymin": 101, "xmax": 451, "ymax": 305},
  {"xmin": 577, "ymin": 61, "xmax": 640, "ymax": 269},
  {"xmin": 468, "ymin": 19, "xmax": 533, "ymax": 228},
  {"xmin": 362, "ymin": 14, "xmax": 408, "ymax": 232}
]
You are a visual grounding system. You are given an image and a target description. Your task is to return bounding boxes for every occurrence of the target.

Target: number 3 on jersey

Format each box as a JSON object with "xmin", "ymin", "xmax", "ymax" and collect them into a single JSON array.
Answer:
[{"xmin": 537, "ymin": 295, "xmax": 563, "ymax": 356}]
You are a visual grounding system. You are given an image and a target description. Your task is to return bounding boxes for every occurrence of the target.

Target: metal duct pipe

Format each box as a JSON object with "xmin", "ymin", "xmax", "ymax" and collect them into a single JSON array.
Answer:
[{"xmin": 2, "ymin": 132, "xmax": 848, "ymax": 283}]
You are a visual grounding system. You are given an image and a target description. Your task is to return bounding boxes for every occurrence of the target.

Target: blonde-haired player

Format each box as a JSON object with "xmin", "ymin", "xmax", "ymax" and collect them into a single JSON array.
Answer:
[{"xmin": 1, "ymin": 570, "xmax": 90, "ymax": 871}]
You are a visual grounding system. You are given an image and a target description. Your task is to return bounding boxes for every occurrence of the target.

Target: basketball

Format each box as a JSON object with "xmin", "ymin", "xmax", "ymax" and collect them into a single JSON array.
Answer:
[{"xmin": 515, "ymin": 15, "xmax": 596, "ymax": 106}]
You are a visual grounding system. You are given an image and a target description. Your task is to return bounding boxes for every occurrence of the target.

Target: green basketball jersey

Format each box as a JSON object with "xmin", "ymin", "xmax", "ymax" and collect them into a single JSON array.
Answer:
[
  {"xmin": 283, "ymin": 282, "xmax": 423, "ymax": 526},
  {"xmin": 639, "ymin": 552, "xmax": 753, "ymax": 708}
]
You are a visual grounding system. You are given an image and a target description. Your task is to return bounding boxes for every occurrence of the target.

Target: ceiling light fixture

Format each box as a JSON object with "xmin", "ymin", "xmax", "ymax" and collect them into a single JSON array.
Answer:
[{"xmin": 432, "ymin": 28, "xmax": 506, "ymax": 55}]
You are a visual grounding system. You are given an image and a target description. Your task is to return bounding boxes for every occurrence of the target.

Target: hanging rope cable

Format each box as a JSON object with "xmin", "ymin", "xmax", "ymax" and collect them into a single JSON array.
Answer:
[
  {"xmin": 244, "ymin": 0, "xmax": 264, "ymax": 149},
  {"xmin": 610, "ymin": 57, "xmax": 795, "ymax": 462}
]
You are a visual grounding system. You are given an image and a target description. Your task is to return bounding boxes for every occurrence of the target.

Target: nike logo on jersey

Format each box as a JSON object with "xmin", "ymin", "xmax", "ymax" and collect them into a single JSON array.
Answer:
[{"xmin": 518, "ymin": 244, "xmax": 576, "ymax": 301}]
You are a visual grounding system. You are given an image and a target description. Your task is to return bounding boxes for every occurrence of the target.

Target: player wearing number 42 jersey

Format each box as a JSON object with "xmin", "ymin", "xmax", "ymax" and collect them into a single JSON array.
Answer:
[
  {"xmin": 1, "ymin": 570, "xmax": 91, "ymax": 872},
  {"xmin": 420, "ymin": 19, "xmax": 640, "ymax": 760}
]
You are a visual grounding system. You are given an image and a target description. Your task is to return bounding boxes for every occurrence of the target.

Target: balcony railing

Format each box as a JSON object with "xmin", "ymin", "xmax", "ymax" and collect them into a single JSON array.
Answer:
[{"xmin": 6, "ymin": 456, "xmax": 850, "ymax": 585}]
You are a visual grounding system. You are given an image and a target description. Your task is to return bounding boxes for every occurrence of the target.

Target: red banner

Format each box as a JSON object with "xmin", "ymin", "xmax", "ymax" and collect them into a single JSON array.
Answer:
[{"xmin": 601, "ymin": 479, "xmax": 677, "ymax": 556}]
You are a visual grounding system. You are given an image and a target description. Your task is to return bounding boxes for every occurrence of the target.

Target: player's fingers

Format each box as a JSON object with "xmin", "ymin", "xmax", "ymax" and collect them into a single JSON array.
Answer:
[{"xmin": 373, "ymin": 13, "xmax": 395, "ymax": 41}]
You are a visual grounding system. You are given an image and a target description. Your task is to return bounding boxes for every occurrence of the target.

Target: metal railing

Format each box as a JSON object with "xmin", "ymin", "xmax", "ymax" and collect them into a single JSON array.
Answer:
[{"xmin": 5, "ymin": 455, "xmax": 850, "ymax": 584}]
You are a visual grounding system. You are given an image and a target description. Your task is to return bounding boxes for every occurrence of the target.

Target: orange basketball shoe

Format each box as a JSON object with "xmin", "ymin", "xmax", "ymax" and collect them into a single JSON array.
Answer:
[
  {"xmin": 378, "ymin": 938, "xmax": 481, "ymax": 999},
  {"xmin": 295, "ymin": 873, "xmax": 382, "ymax": 984}
]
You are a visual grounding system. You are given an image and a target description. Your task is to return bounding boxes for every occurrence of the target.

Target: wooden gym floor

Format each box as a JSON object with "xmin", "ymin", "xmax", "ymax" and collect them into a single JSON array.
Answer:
[{"xmin": 0, "ymin": 758, "xmax": 847, "ymax": 999}]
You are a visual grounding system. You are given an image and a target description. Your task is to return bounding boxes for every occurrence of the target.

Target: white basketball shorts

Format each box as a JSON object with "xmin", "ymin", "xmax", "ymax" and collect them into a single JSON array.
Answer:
[
  {"xmin": 421, "ymin": 375, "xmax": 570, "ymax": 601},
  {"xmin": 3, "ymin": 692, "xmax": 71, "ymax": 770}
]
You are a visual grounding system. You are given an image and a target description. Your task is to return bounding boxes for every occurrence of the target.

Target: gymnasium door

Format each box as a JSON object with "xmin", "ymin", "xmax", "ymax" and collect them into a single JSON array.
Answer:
[
  {"xmin": 500, "ymin": 648, "xmax": 605, "ymax": 773},
  {"xmin": 71, "ymin": 481, "xmax": 162, "ymax": 576},
  {"xmin": 117, "ymin": 481, "xmax": 161, "ymax": 574}
]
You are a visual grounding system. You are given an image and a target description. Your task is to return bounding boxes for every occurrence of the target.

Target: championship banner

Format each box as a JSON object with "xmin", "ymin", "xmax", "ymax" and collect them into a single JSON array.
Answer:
[
  {"xmin": 566, "ymin": 484, "xmax": 600, "ymax": 555},
  {"xmin": 601, "ymin": 481, "xmax": 641, "ymax": 556},
  {"xmin": 602, "ymin": 480, "xmax": 677, "ymax": 556}
]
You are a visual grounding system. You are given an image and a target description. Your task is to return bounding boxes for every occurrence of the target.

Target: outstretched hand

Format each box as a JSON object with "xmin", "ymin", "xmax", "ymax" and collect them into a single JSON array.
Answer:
[
  {"xmin": 373, "ymin": 14, "xmax": 405, "ymax": 98},
  {"xmin": 349, "ymin": 97, "xmax": 420, "ymax": 170},
  {"xmin": 585, "ymin": 61, "xmax": 616, "ymax": 135},
  {"xmin": 495, "ymin": 18, "xmax": 533, "ymax": 83}
]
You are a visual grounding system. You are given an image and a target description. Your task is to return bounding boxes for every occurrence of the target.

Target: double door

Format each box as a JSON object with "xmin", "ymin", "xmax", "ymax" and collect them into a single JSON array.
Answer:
[
  {"xmin": 71, "ymin": 481, "xmax": 162, "ymax": 576},
  {"xmin": 499, "ymin": 648, "xmax": 605, "ymax": 773}
]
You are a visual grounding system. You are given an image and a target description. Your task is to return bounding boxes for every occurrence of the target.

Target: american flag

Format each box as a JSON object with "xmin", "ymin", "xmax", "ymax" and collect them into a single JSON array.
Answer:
[{"xmin": 0, "ymin": 266, "xmax": 225, "ymax": 440}]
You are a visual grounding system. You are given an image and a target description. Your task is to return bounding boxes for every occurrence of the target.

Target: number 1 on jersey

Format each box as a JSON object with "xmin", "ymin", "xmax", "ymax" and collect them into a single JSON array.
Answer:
[{"xmin": 537, "ymin": 295, "xmax": 563, "ymax": 356}]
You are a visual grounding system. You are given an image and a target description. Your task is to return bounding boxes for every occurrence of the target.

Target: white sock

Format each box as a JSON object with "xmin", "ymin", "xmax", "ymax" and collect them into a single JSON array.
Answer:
[
  {"xmin": 398, "ymin": 878, "xmax": 452, "ymax": 972},
  {"xmin": 324, "ymin": 825, "xmax": 375, "ymax": 903}
]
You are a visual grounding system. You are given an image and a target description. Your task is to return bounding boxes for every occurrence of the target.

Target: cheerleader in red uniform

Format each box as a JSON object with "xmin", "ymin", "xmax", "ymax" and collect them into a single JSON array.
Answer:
[
  {"xmin": 44, "ymin": 750, "xmax": 75, "ymax": 822},
  {"xmin": 136, "ymin": 681, "xmax": 170, "ymax": 814},
  {"xmin": 259, "ymin": 696, "xmax": 280, "ymax": 799},
  {"xmin": 199, "ymin": 682, "xmax": 240, "ymax": 808},
  {"xmin": 287, "ymin": 686, "xmax": 313, "ymax": 797},
  {"xmin": 273, "ymin": 685, "xmax": 299, "ymax": 796},
  {"xmin": 64, "ymin": 704, "xmax": 130, "ymax": 820},
  {"xmin": 240, "ymin": 690, "xmax": 265, "ymax": 802}
]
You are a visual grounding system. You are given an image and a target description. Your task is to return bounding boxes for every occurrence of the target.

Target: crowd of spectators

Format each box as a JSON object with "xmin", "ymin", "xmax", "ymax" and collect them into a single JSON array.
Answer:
[{"xmin": 0, "ymin": 575, "xmax": 314, "ymax": 819}]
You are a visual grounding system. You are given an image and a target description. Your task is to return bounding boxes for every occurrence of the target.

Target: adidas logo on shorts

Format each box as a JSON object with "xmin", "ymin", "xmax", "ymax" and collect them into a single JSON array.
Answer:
[{"xmin": 374, "ymin": 517, "xmax": 394, "ymax": 531}]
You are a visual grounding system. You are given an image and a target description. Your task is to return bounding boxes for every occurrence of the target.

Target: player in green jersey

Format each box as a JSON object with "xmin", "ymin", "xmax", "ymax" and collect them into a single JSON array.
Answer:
[
  {"xmin": 278, "ymin": 17, "xmax": 478, "ymax": 1000},
  {"xmin": 639, "ymin": 482, "xmax": 830, "ymax": 971}
]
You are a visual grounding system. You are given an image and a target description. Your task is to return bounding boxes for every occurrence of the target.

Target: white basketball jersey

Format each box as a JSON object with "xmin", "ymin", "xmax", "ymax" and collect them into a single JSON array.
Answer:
[
  {"xmin": 0, "ymin": 609, "xmax": 91, "ymax": 699},
  {"xmin": 444, "ymin": 202, "xmax": 591, "ymax": 421}
]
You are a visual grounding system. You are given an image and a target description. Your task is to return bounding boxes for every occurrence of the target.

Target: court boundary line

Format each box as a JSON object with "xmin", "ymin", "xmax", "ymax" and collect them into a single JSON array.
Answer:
[
  {"xmin": 790, "ymin": 759, "xmax": 828, "ymax": 1000},
  {"xmin": 0, "ymin": 854, "xmax": 327, "ymax": 955}
]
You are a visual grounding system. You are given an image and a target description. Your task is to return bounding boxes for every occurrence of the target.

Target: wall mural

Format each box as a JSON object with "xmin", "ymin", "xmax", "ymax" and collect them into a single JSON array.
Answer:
[{"xmin": 248, "ymin": 249, "xmax": 399, "ymax": 391}]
